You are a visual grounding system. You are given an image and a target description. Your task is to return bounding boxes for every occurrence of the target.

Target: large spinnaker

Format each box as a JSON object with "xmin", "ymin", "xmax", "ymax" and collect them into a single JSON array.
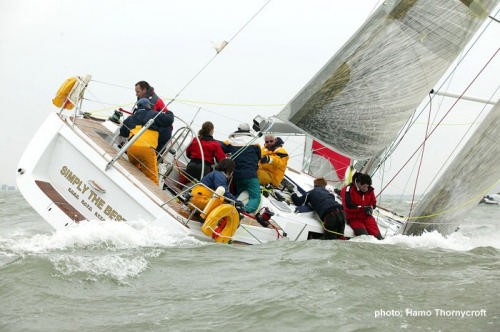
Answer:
[
  {"xmin": 277, "ymin": 0, "xmax": 498, "ymax": 160},
  {"xmin": 403, "ymin": 100, "xmax": 500, "ymax": 235}
]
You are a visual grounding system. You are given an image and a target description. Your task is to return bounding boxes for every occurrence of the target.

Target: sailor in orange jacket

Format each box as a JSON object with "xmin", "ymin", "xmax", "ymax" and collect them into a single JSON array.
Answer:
[
  {"xmin": 340, "ymin": 173, "xmax": 383, "ymax": 239},
  {"xmin": 257, "ymin": 136, "xmax": 289, "ymax": 187}
]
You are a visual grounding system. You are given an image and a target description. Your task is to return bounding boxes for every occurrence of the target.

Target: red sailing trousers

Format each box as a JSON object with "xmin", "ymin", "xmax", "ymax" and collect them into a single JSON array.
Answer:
[{"xmin": 349, "ymin": 215, "xmax": 381, "ymax": 238}]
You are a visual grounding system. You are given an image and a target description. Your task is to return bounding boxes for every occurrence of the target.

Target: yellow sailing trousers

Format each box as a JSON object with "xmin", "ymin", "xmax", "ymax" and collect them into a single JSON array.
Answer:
[{"xmin": 127, "ymin": 127, "xmax": 159, "ymax": 184}]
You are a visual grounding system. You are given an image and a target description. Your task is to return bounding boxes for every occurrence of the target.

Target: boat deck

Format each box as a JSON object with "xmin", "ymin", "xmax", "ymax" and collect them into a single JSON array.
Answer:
[{"xmin": 71, "ymin": 115, "xmax": 263, "ymax": 228}]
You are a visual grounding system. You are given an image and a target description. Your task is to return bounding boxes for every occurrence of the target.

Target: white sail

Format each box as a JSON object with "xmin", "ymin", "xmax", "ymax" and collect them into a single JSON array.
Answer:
[
  {"xmin": 403, "ymin": 100, "xmax": 500, "ymax": 235},
  {"xmin": 277, "ymin": 0, "xmax": 498, "ymax": 160}
]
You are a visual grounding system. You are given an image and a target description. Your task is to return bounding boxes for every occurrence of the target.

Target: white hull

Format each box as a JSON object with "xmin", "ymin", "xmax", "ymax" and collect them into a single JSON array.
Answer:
[{"xmin": 17, "ymin": 113, "xmax": 185, "ymax": 233}]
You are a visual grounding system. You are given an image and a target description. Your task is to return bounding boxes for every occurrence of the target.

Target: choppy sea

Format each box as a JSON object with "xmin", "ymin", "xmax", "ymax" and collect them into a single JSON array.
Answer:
[{"xmin": 0, "ymin": 191, "xmax": 498, "ymax": 331}]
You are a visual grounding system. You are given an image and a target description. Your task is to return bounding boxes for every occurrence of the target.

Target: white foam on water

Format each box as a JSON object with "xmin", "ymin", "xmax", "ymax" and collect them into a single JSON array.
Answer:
[
  {"xmin": 350, "ymin": 223, "xmax": 500, "ymax": 251},
  {"xmin": 2, "ymin": 219, "xmax": 202, "ymax": 253},
  {"xmin": 0, "ymin": 219, "xmax": 207, "ymax": 280}
]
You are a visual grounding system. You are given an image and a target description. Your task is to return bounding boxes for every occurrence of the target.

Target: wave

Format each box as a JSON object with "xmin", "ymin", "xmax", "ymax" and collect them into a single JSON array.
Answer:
[
  {"xmin": 1, "ymin": 219, "xmax": 202, "ymax": 253},
  {"xmin": 349, "ymin": 222, "xmax": 500, "ymax": 251},
  {"xmin": 0, "ymin": 220, "xmax": 204, "ymax": 282},
  {"xmin": 0, "ymin": 203, "xmax": 498, "ymax": 282}
]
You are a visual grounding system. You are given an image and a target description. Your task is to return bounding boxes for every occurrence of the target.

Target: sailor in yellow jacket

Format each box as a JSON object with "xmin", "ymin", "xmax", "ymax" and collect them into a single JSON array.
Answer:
[{"xmin": 257, "ymin": 136, "xmax": 289, "ymax": 187}]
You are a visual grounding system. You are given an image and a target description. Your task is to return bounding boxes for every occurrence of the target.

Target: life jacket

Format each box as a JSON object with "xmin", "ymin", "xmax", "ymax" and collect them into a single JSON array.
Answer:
[{"xmin": 52, "ymin": 77, "xmax": 77, "ymax": 110}]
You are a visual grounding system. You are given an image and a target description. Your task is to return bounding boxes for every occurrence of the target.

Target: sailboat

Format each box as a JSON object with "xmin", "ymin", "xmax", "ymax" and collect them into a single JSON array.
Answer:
[
  {"xmin": 479, "ymin": 193, "xmax": 500, "ymax": 205},
  {"xmin": 16, "ymin": 0, "xmax": 499, "ymax": 244}
]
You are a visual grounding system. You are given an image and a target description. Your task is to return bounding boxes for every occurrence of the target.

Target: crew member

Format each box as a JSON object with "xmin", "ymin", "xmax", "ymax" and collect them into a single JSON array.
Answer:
[
  {"xmin": 257, "ymin": 135, "xmax": 289, "ymax": 187},
  {"xmin": 292, "ymin": 177, "xmax": 346, "ymax": 239},
  {"xmin": 340, "ymin": 173, "xmax": 383, "ymax": 239}
]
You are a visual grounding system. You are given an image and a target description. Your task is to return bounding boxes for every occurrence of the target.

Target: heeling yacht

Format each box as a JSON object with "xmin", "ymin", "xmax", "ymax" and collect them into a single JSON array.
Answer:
[
  {"xmin": 16, "ymin": 75, "xmax": 387, "ymax": 244},
  {"xmin": 16, "ymin": 0, "xmax": 499, "ymax": 243}
]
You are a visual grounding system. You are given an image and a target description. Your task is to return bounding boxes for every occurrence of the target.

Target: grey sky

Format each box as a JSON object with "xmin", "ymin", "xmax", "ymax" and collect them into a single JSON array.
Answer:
[
  {"xmin": 0, "ymin": 0, "xmax": 380, "ymax": 184},
  {"xmin": 1, "ymin": 0, "xmax": 498, "ymax": 194}
]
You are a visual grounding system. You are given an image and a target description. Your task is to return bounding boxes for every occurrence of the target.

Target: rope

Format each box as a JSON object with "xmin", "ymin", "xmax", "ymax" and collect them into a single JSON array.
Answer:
[
  {"xmin": 322, "ymin": 226, "xmax": 351, "ymax": 239},
  {"xmin": 82, "ymin": 98, "xmax": 282, "ymax": 117},
  {"xmin": 403, "ymin": 220, "xmax": 466, "ymax": 225},
  {"xmin": 168, "ymin": 98, "xmax": 283, "ymax": 108}
]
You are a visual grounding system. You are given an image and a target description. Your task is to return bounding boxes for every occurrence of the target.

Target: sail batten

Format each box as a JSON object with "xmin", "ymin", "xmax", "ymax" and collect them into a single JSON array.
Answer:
[{"xmin": 277, "ymin": 0, "xmax": 498, "ymax": 160}]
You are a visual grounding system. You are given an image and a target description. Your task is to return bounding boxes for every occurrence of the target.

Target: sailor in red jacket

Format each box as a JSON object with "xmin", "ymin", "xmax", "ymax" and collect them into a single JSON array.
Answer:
[
  {"xmin": 185, "ymin": 121, "xmax": 226, "ymax": 181},
  {"xmin": 340, "ymin": 173, "xmax": 383, "ymax": 239}
]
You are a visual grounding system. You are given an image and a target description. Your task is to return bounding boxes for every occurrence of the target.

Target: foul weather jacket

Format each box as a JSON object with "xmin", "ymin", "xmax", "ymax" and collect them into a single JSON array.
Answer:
[
  {"xmin": 186, "ymin": 135, "xmax": 226, "ymax": 166},
  {"xmin": 222, "ymin": 131, "xmax": 261, "ymax": 180},
  {"xmin": 340, "ymin": 183, "xmax": 376, "ymax": 221},
  {"xmin": 119, "ymin": 107, "xmax": 174, "ymax": 152},
  {"xmin": 258, "ymin": 145, "xmax": 289, "ymax": 187},
  {"xmin": 292, "ymin": 186, "xmax": 342, "ymax": 220}
]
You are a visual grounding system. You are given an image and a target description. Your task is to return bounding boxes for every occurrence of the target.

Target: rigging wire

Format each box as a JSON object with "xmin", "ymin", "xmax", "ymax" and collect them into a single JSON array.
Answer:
[
  {"xmin": 373, "ymin": 7, "xmax": 499, "ymax": 175},
  {"xmin": 489, "ymin": 15, "xmax": 500, "ymax": 23},
  {"xmin": 166, "ymin": 0, "xmax": 272, "ymax": 108},
  {"xmin": 90, "ymin": 80, "xmax": 131, "ymax": 90},
  {"xmin": 84, "ymin": 1, "xmax": 274, "ymax": 115},
  {"xmin": 407, "ymin": 93, "xmax": 433, "ymax": 219},
  {"xmin": 377, "ymin": 47, "xmax": 499, "ymax": 197},
  {"xmin": 419, "ymin": 85, "xmax": 500, "ymax": 196}
]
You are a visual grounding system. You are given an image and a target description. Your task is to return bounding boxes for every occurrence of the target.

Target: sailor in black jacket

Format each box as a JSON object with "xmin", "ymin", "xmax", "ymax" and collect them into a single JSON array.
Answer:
[
  {"xmin": 119, "ymin": 98, "xmax": 173, "ymax": 153},
  {"xmin": 291, "ymin": 177, "xmax": 346, "ymax": 239}
]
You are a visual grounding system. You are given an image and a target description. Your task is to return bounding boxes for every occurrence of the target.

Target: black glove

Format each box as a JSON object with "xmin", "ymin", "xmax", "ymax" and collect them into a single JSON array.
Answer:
[
  {"xmin": 364, "ymin": 206, "xmax": 373, "ymax": 216},
  {"xmin": 235, "ymin": 200, "xmax": 245, "ymax": 211},
  {"xmin": 260, "ymin": 155, "xmax": 270, "ymax": 163}
]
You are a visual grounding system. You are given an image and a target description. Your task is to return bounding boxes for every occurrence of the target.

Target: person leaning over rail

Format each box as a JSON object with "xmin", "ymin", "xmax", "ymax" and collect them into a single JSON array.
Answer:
[
  {"xmin": 117, "ymin": 98, "xmax": 172, "ymax": 184},
  {"xmin": 340, "ymin": 173, "xmax": 383, "ymax": 240},
  {"xmin": 189, "ymin": 158, "xmax": 244, "ymax": 211},
  {"xmin": 221, "ymin": 123, "xmax": 261, "ymax": 213},
  {"xmin": 291, "ymin": 177, "xmax": 346, "ymax": 240},
  {"xmin": 257, "ymin": 135, "xmax": 289, "ymax": 187},
  {"xmin": 185, "ymin": 121, "xmax": 226, "ymax": 182}
]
